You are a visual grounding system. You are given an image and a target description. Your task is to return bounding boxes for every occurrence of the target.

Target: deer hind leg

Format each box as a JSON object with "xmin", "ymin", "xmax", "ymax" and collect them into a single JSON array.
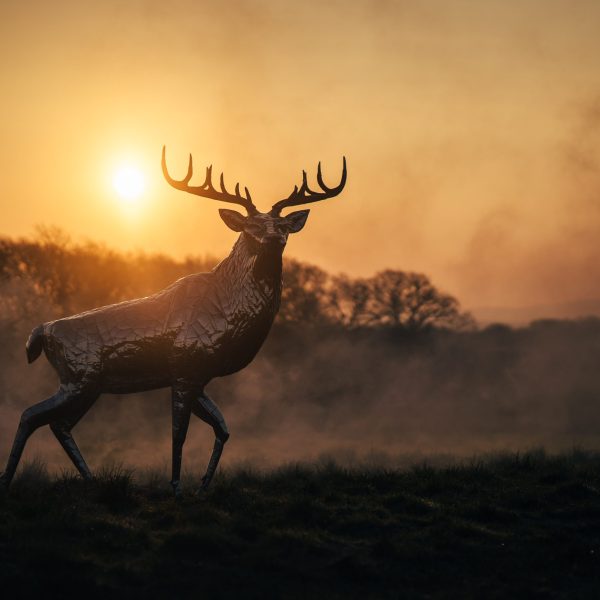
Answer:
[
  {"xmin": 0, "ymin": 386, "xmax": 93, "ymax": 490},
  {"xmin": 170, "ymin": 387, "xmax": 192, "ymax": 498},
  {"xmin": 50, "ymin": 393, "xmax": 98, "ymax": 480},
  {"xmin": 191, "ymin": 392, "xmax": 230, "ymax": 492}
]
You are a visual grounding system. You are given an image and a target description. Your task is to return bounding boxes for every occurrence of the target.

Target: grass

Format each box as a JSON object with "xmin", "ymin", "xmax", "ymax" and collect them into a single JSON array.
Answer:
[{"xmin": 1, "ymin": 450, "xmax": 600, "ymax": 598}]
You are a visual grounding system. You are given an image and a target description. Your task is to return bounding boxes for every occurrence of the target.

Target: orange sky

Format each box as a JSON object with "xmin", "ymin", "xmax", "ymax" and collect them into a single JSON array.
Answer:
[{"xmin": 1, "ymin": 0, "xmax": 600, "ymax": 313}]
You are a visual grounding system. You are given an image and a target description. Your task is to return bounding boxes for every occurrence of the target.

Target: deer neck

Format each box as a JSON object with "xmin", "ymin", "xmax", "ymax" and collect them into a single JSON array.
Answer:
[{"xmin": 214, "ymin": 233, "xmax": 283, "ymax": 293}]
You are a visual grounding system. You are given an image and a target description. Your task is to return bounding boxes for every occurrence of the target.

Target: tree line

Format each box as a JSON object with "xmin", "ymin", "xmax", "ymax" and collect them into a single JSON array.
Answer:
[{"xmin": 0, "ymin": 228, "xmax": 473, "ymax": 331}]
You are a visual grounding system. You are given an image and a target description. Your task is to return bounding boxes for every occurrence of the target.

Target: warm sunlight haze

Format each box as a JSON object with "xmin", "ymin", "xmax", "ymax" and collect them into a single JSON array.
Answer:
[
  {"xmin": 3, "ymin": 4, "xmax": 600, "ymax": 596},
  {"xmin": 112, "ymin": 165, "xmax": 145, "ymax": 204},
  {"xmin": 2, "ymin": 0, "xmax": 600, "ymax": 321}
]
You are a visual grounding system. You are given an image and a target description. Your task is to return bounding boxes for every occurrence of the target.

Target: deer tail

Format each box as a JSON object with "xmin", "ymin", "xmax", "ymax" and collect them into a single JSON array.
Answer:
[{"xmin": 26, "ymin": 324, "xmax": 45, "ymax": 364}]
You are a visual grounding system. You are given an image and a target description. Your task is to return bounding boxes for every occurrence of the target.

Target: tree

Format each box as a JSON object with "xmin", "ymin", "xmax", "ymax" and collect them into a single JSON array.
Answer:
[
  {"xmin": 328, "ymin": 269, "xmax": 474, "ymax": 331},
  {"xmin": 0, "ymin": 231, "xmax": 474, "ymax": 331},
  {"xmin": 278, "ymin": 259, "xmax": 330, "ymax": 324},
  {"xmin": 0, "ymin": 228, "xmax": 217, "ymax": 316},
  {"xmin": 368, "ymin": 270, "xmax": 474, "ymax": 331},
  {"xmin": 328, "ymin": 274, "xmax": 372, "ymax": 327}
]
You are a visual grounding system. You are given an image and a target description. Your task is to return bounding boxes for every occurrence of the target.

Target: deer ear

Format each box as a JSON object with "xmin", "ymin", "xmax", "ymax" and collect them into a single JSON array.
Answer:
[
  {"xmin": 285, "ymin": 209, "xmax": 310, "ymax": 233},
  {"xmin": 219, "ymin": 209, "xmax": 247, "ymax": 232}
]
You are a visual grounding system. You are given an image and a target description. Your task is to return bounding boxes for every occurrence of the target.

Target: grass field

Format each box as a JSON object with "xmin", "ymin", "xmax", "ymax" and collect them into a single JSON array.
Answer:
[{"xmin": 1, "ymin": 450, "xmax": 600, "ymax": 598}]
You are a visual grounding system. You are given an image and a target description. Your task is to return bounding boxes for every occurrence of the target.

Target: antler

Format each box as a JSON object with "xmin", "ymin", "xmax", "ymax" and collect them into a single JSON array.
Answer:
[
  {"xmin": 269, "ymin": 157, "xmax": 347, "ymax": 216},
  {"xmin": 162, "ymin": 146, "xmax": 258, "ymax": 215}
]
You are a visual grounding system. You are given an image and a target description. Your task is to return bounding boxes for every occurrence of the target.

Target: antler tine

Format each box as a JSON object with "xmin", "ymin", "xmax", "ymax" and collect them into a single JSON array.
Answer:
[
  {"xmin": 301, "ymin": 170, "xmax": 309, "ymax": 193},
  {"xmin": 184, "ymin": 154, "xmax": 194, "ymax": 184},
  {"xmin": 162, "ymin": 146, "xmax": 257, "ymax": 215},
  {"xmin": 270, "ymin": 156, "xmax": 347, "ymax": 216},
  {"xmin": 219, "ymin": 172, "xmax": 228, "ymax": 194},
  {"xmin": 204, "ymin": 165, "xmax": 213, "ymax": 190}
]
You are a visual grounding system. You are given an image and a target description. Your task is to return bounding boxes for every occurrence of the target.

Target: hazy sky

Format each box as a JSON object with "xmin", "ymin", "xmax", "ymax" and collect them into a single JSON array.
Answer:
[{"xmin": 1, "ymin": 0, "xmax": 600, "ymax": 310}]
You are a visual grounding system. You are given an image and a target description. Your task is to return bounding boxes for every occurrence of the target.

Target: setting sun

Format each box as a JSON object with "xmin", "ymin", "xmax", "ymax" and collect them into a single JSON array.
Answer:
[{"xmin": 112, "ymin": 166, "xmax": 145, "ymax": 202}]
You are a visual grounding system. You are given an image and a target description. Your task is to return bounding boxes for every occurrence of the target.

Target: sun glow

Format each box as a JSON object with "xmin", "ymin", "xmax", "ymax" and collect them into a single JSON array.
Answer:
[{"xmin": 112, "ymin": 165, "xmax": 145, "ymax": 203}]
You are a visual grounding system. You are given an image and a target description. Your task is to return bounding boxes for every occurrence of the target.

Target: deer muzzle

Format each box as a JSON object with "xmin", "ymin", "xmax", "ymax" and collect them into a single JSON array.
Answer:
[{"xmin": 261, "ymin": 233, "xmax": 286, "ymax": 247}]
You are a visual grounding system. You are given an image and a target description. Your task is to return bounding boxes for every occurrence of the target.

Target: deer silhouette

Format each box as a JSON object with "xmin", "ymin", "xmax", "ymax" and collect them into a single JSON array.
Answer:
[{"xmin": 0, "ymin": 148, "xmax": 346, "ymax": 496}]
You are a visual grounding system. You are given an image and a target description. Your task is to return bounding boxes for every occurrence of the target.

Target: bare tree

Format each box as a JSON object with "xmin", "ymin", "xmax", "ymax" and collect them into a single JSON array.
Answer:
[
  {"xmin": 328, "ymin": 274, "xmax": 372, "ymax": 327},
  {"xmin": 279, "ymin": 259, "xmax": 331, "ymax": 324},
  {"xmin": 368, "ymin": 270, "xmax": 474, "ymax": 331}
]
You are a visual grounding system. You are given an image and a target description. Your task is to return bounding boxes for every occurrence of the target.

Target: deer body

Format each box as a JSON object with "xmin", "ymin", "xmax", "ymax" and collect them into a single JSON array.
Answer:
[
  {"xmin": 1, "ymin": 147, "xmax": 345, "ymax": 496},
  {"xmin": 37, "ymin": 235, "xmax": 282, "ymax": 394}
]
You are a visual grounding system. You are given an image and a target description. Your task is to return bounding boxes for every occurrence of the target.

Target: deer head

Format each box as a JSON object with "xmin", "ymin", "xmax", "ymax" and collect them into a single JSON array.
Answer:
[{"xmin": 161, "ymin": 147, "xmax": 347, "ymax": 254}]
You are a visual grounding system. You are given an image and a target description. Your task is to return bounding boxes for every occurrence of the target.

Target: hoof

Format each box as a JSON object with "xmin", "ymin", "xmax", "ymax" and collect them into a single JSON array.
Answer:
[
  {"xmin": 171, "ymin": 480, "xmax": 183, "ymax": 500},
  {"xmin": 0, "ymin": 473, "xmax": 9, "ymax": 495},
  {"xmin": 197, "ymin": 474, "xmax": 212, "ymax": 494}
]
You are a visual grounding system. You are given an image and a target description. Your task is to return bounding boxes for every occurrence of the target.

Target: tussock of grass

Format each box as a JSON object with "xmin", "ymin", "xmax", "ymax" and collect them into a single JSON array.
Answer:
[{"xmin": 2, "ymin": 450, "xmax": 600, "ymax": 598}]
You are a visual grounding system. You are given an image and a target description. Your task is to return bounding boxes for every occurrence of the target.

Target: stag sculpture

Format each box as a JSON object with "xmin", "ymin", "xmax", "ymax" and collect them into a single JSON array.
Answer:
[{"xmin": 0, "ymin": 148, "xmax": 346, "ymax": 496}]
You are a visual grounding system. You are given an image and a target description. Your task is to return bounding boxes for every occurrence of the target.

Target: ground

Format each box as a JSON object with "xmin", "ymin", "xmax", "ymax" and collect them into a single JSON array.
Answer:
[{"xmin": 1, "ymin": 450, "xmax": 600, "ymax": 598}]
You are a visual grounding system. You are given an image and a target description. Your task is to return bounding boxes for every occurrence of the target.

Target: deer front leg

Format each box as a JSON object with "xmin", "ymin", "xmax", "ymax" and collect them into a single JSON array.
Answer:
[
  {"xmin": 191, "ymin": 392, "xmax": 229, "ymax": 492},
  {"xmin": 171, "ymin": 386, "xmax": 192, "ymax": 499}
]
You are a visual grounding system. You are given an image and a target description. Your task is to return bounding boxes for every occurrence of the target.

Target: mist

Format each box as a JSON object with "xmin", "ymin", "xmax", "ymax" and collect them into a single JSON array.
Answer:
[{"xmin": 2, "ymin": 273, "xmax": 599, "ymax": 473}]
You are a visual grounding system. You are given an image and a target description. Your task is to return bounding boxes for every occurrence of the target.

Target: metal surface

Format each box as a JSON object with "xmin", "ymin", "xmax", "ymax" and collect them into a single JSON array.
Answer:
[{"xmin": 0, "ymin": 148, "xmax": 346, "ymax": 495}]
